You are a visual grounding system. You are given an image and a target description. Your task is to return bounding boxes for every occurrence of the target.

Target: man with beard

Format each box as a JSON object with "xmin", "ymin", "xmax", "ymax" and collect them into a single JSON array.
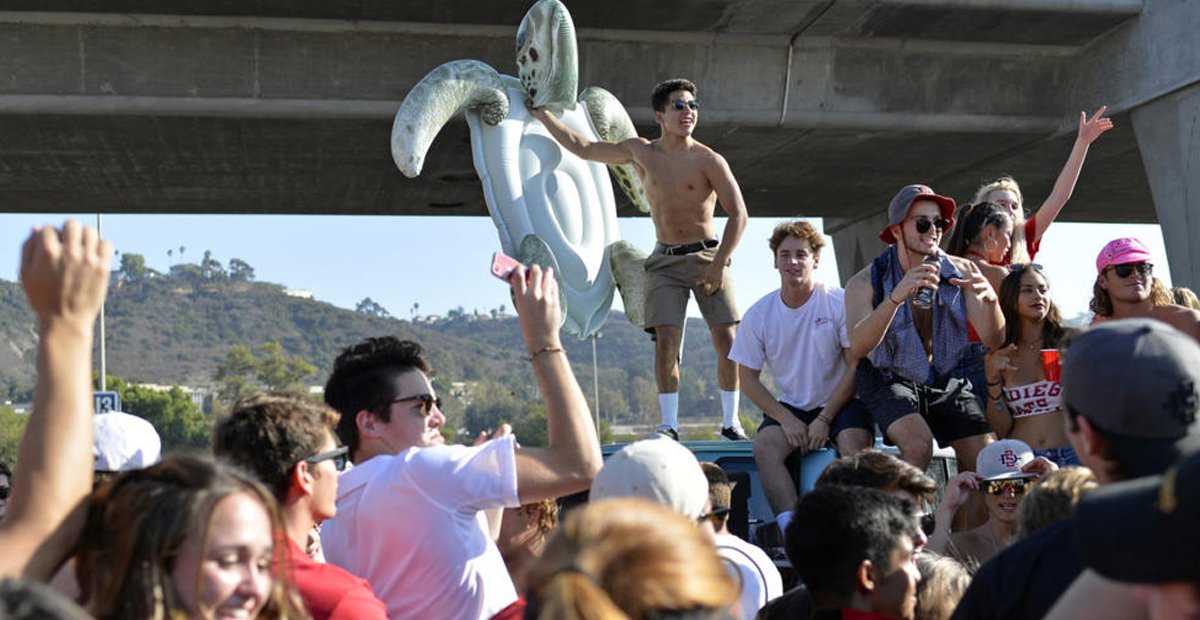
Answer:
[{"xmin": 1089, "ymin": 237, "xmax": 1200, "ymax": 341}]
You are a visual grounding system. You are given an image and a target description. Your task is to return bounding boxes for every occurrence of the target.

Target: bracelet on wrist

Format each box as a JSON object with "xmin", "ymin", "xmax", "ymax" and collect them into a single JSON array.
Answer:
[
  {"xmin": 888, "ymin": 291, "xmax": 904, "ymax": 306},
  {"xmin": 525, "ymin": 345, "xmax": 565, "ymax": 361},
  {"xmin": 817, "ymin": 416, "xmax": 832, "ymax": 425},
  {"xmin": 987, "ymin": 378, "xmax": 1003, "ymax": 387}
]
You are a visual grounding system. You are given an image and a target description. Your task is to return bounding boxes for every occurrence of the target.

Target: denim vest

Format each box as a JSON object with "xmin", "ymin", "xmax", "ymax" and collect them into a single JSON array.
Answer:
[{"xmin": 868, "ymin": 246, "xmax": 969, "ymax": 385}]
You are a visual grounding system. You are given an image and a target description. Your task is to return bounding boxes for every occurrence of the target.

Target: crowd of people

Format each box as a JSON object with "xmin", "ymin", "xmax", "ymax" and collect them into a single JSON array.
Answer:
[{"xmin": 1, "ymin": 75, "xmax": 1198, "ymax": 620}]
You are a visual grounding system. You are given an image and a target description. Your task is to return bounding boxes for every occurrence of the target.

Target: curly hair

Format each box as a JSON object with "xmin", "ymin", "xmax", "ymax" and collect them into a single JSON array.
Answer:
[
  {"xmin": 76, "ymin": 455, "xmax": 306, "ymax": 620},
  {"xmin": 1016, "ymin": 467, "xmax": 1098, "ymax": 538},
  {"xmin": 650, "ymin": 78, "xmax": 697, "ymax": 112},
  {"xmin": 214, "ymin": 391, "xmax": 340, "ymax": 503},
  {"xmin": 324, "ymin": 336, "xmax": 431, "ymax": 455},
  {"xmin": 768, "ymin": 220, "xmax": 825, "ymax": 256},
  {"xmin": 816, "ymin": 449, "xmax": 937, "ymax": 504},
  {"xmin": 525, "ymin": 498, "xmax": 736, "ymax": 620},
  {"xmin": 1089, "ymin": 274, "xmax": 1174, "ymax": 317}
]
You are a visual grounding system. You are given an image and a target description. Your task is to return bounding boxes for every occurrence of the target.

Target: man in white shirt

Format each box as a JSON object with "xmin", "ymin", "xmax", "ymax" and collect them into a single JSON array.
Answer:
[
  {"xmin": 701, "ymin": 462, "xmax": 782, "ymax": 619},
  {"xmin": 729, "ymin": 220, "xmax": 873, "ymax": 535},
  {"xmin": 320, "ymin": 265, "xmax": 602, "ymax": 620}
]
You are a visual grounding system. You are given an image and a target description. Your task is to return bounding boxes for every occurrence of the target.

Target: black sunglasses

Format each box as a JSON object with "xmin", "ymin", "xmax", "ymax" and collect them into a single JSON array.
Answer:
[
  {"xmin": 381, "ymin": 393, "xmax": 443, "ymax": 418},
  {"xmin": 1008, "ymin": 262, "xmax": 1044, "ymax": 273},
  {"xmin": 670, "ymin": 99, "xmax": 699, "ymax": 111},
  {"xmin": 912, "ymin": 217, "xmax": 949, "ymax": 234},
  {"xmin": 1109, "ymin": 262, "xmax": 1152, "ymax": 278},
  {"xmin": 0, "ymin": 486, "xmax": 9, "ymax": 500},
  {"xmin": 696, "ymin": 506, "xmax": 731, "ymax": 527},
  {"xmin": 304, "ymin": 446, "xmax": 349, "ymax": 472}
]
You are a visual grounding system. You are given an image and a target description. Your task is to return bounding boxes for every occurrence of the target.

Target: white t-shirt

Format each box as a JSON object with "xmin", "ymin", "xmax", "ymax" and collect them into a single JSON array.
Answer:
[
  {"xmin": 322, "ymin": 436, "xmax": 521, "ymax": 620},
  {"xmin": 715, "ymin": 532, "xmax": 784, "ymax": 619},
  {"xmin": 728, "ymin": 283, "xmax": 850, "ymax": 411}
]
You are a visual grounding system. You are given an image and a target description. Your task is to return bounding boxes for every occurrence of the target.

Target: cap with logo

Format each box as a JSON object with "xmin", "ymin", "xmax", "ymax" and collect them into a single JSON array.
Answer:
[
  {"xmin": 1095, "ymin": 237, "xmax": 1153, "ymax": 274},
  {"xmin": 976, "ymin": 439, "xmax": 1036, "ymax": 481}
]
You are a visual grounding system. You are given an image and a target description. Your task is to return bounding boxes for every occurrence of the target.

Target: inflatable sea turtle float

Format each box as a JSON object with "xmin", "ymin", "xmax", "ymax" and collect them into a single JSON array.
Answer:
[{"xmin": 390, "ymin": 0, "xmax": 649, "ymax": 337}]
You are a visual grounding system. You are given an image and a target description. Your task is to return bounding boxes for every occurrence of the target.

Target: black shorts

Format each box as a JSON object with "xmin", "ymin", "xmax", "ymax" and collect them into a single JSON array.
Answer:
[
  {"xmin": 757, "ymin": 400, "xmax": 875, "ymax": 438},
  {"xmin": 856, "ymin": 359, "xmax": 992, "ymax": 446}
]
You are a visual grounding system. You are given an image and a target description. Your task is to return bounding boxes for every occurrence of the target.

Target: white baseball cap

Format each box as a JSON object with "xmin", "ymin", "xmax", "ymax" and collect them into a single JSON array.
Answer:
[
  {"xmin": 589, "ymin": 437, "xmax": 708, "ymax": 519},
  {"xmin": 94, "ymin": 411, "xmax": 162, "ymax": 472},
  {"xmin": 976, "ymin": 439, "xmax": 1035, "ymax": 481}
]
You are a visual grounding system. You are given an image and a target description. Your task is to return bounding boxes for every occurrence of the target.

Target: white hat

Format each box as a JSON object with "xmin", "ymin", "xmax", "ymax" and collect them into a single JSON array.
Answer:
[
  {"xmin": 589, "ymin": 437, "xmax": 708, "ymax": 519},
  {"xmin": 976, "ymin": 439, "xmax": 1035, "ymax": 481},
  {"xmin": 94, "ymin": 411, "xmax": 162, "ymax": 472}
]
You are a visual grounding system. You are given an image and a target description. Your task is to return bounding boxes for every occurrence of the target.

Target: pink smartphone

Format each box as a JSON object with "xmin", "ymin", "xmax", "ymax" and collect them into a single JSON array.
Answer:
[{"xmin": 491, "ymin": 251, "xmax": 524, "ymax": 282}]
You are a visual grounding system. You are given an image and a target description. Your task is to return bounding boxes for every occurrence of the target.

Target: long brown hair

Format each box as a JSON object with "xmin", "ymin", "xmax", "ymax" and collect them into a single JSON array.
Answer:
[
  {"xmin": 525, "ymin": 498, "xmax": 736, "ymax": 620},
  {"xmin": 999, "ymin": 265, "xmax": 1066, "ymax": 348},
  {"xmin": 1090, "ymin": 274, "xmax": 1174, "ymax": 317},
  {"xmin": 76, "ymin": 455, "xmax": 308, "ymax": 620}
]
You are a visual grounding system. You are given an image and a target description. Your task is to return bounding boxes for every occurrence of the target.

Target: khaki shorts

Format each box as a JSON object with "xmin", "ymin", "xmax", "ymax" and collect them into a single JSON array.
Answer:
[{"xmin": 643, "ymin": 247, "xmax": 739, "ymax": 332}]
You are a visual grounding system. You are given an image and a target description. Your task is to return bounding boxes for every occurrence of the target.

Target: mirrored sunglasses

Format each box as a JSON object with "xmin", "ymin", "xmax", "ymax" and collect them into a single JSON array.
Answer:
[
  {"xmin": 981, "ymin": 479, "xmax": 1030, "ymax": 496},
  {"xmin": 670, "ymin": 99, "xmax": 699, "ymax": 111}
]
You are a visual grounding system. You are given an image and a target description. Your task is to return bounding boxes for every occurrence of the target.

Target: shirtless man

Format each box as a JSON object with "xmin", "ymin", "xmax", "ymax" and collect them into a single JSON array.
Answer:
[
  {"xmin": 530, "ymin": 78, "xmax": 748, "ymax": 440},
  {"xmin": 1089, "ymin": 237, "xmax": 1200, "ymax": 341}
]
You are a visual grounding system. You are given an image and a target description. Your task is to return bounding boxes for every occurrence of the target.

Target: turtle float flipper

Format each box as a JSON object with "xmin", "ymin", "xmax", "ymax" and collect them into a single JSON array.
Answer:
[
  {"xmin": 609, "ymin": 240, "xmax": 648, "ymax": 328},
  {"xmin": 580, "ymin": 86, "xmax": 650, "ymax": 214},
  {"xmin": 391, "ymin": 60, "xmax": 509, "ymax": 177},
  {"xmin": 518, "ymin": 235, "xmax": 569, "ymax": 330}
]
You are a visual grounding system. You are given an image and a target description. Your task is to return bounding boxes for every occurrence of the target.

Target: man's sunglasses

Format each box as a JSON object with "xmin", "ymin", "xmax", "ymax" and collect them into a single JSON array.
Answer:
[
  {"xmin": 1109, "ymin": 262, "xmax": 1153, "ymax": 278},
  {"xmin": 0, "ymin": 486, "xmax": 9, "ymax": 500},
  {"xmin": 380, "ymin": 393, "xmax": 443, "ymax": 418},
  {"xmin": 981, "ymin": 479, "xmax": 1030, "ymax": 496},
  {"xmin": 304, "ymin": 446, "xmax": 350, "ymax": 472},
  {"xmin": 912, "ymin": 217, "xmax": 950, "ymax": 234},
  {"xmin": 670, "ymin": 99, "xmax": 699, "ymax": 111},
  {"xmin": 696, "ymin": 506, "xmax": 730, "ymax": 528}
]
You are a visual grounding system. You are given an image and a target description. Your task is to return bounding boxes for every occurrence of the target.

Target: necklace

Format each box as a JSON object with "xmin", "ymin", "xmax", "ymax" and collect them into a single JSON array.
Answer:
[{"xmin": 1018, "ymin": 336, "xmax": 1043, "ymax": 351}]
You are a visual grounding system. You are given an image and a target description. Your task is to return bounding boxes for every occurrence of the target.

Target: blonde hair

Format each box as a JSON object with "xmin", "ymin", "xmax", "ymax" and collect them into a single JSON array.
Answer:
[
  {"xmin": 526, "ymin": 498, "xmax": 737, "ymax": 620},
  {"xmin": 915, "ymin": 553, "xmax": 972, "ymax": 620},
  {"xmin": 1173, "ymin": 286, "xmax": 1200, "ymax": 311},
  {"xmin": 972, "ymin": 176, "xmax": 1030, "ymax": 264},
  {"xmin": 1016, "ymin": 467, "xmax": 1098, "ymax": 538}
]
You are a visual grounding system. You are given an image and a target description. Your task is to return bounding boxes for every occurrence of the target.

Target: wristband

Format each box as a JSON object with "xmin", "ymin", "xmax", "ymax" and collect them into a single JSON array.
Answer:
[
  {"xmin": 888, "ymin": 291, "xmax": 904, "ymax": 306},
  {"xmin": 817, "ymin": 415, "xmax": 832, "ymax": 425},
  {"xmin": 526, "ymin": 346, "xmax": 565, "ymax": 361}
]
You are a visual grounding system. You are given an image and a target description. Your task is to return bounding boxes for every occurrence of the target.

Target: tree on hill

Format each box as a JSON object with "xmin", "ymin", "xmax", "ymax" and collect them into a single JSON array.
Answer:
[
  {"xmin": 356, "ymin": 297, "xmax": 391, "ymax": 318},
  {"xmin": 104, "ymin": 375, "xmax": 211, "ymax": 453},
  {"xmin": 229, "ymin": 258, "xmax": 255, "ymax": 281},
  {"xmin": 118, "ymin": 253, "xmax": 154, "ymax": 284},
  {"xmin": 214, "ymin": 342, "xmax": 318, "ymax": 407},
  {"xmin": 201, "ymin": 250, "xmax": 227, "ymax": 281},
  {"xmin": 0, "ymin": 404, "xmax": 28, "ymax": 465}
]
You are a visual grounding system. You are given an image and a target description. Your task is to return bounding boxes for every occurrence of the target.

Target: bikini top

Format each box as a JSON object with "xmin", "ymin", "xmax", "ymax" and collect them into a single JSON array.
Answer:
[{"xmin": 1003, "ymin": 379, "xmax": 1064, "ymax": 418}]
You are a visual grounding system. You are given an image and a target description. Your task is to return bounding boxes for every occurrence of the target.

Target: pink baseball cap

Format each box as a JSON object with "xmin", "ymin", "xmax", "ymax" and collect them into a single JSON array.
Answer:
[{"xmin": 1096, "ymin": 237, "xmax": 1153, "ymax": 273}]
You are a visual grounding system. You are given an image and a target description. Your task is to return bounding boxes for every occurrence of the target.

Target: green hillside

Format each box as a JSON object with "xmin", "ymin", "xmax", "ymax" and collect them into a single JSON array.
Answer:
[{"xmin": 0, "ymin": 262, "xmax": 738, "ymax": 432}]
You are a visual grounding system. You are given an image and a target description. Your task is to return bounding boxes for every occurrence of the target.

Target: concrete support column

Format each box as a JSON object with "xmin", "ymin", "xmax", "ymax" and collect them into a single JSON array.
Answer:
[
  {"xmin": 1131, "ymin": 83, "xmax": 1200, "ymax": 290},
  {"xmin": 829, "ymin": 213, "xmax": 892, "ymax": 286}
]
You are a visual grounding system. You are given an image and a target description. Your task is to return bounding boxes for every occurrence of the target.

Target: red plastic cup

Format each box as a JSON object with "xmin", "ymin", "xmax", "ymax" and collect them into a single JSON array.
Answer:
[{"xmin": 1040, "ymin": 349, "xmax": 1061, "ymax": 382}]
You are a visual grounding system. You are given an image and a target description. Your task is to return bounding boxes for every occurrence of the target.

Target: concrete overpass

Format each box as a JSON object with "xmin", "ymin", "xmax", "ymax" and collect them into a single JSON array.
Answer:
[{"xmin": 0, "ymin": 0, "xmax": 1197, "ymax": 284}]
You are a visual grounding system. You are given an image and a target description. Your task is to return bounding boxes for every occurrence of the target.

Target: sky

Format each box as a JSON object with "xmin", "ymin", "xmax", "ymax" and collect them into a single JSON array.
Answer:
[{"xmin": 0, "ymin": 211, "xmax": 1169, "ymax": 330}]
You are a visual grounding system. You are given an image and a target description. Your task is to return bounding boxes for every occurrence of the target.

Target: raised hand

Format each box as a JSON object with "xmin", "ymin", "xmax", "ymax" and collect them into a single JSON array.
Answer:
[
  {"xmin": 1078, "ymin": 106, "xmax": 1113, "ymax": 145},
  {"xmin": 21, "ymin": 221, "xmax": 113, "ymax": 326},
  {"xmin": 950, "ymin": 260, "xmax": 997, "ymax": 305}
]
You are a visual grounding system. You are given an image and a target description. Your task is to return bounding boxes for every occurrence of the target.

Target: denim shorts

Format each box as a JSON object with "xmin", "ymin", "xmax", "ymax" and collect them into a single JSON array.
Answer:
[{"xmin": 1033, "ymin": 445, "xmax": 1082, "ymax": 467}]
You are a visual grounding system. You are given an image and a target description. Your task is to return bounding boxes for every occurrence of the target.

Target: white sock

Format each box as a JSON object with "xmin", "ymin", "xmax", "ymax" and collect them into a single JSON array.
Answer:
[
  {"xmin": 659, "ymin": 393, "xmax": 679, "ymax": 429},
  {"xmin": 776, "ymin": 510, "xmax": 794, "ymax": 535},
  {"xmin": 721, "ymin": 389, "xmax": 740, "ymax": 427}
]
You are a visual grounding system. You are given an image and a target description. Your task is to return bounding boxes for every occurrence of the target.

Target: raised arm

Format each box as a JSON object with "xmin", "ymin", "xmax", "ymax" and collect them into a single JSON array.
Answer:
[
  {"xmin": 952, "ymin": 260, "xmax": 1004, "ymax": 349},
  {"xmin": 509, "ymin": 265, "xmax": 603, "ymax": 503},
  {"xmin": 846, "ymin": 261, "xmax": 939, "ymax": 359},
  {"xmin": 527, "ymin": 102, "xmax": 641, "ymax": 165},
  {"xmin": 0, "ymin": 222, "xmax": 112, "ymax": 580},
  {"xmin": 983, "ymin": 345, "xmax": 1019, "ymax": 438},
  {"xmin": 1030, "ymin": 106, "xmax": 1113, "ymax": 243}
]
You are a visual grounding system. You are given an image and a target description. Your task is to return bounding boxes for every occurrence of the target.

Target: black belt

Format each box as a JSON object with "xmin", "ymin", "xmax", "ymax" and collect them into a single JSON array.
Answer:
[{"xmin": 654, "ymin": 238, "xmax": 719, "ymax": 256}]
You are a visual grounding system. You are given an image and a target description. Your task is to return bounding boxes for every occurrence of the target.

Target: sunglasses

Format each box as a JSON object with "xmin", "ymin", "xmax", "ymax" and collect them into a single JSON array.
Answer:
[
  {"xmin": 1109, "ymin": 262, "xmax": 1152, "ymax": 278},
  {"xmin": 696, "ymin": 506, "xmax": 730, "ymax": 528},
  {"xmin": 669, "ymin": 99, "xmax": 699, "ymax": 111},
  {"xmin": 981, "ymin": 479, "xmax": 1030, "ymax": 496},
  {"xmin": 305, "ymin": 446, "xmax": 350, "ymax": 472},
  {"xmin": 0, "ymin": 486, "xmax": 9, "ymax": 500},
  {"xmin": 382, "ymin": 393, "xmax": 443, "ymax": 418},
  {"xmin": 912, "ymin": 217, "xmax": 949, "ymax": 234},
  {"xmin": 1008, "ymin": 262, "xmax": 1044, "ymax": 273}
]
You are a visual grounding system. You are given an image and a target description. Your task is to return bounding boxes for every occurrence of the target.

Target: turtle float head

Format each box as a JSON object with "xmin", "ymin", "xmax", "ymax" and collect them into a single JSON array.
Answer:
[{"xmin": 516, "ymin": 0, "xmax": 578, "ymax": 112}]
